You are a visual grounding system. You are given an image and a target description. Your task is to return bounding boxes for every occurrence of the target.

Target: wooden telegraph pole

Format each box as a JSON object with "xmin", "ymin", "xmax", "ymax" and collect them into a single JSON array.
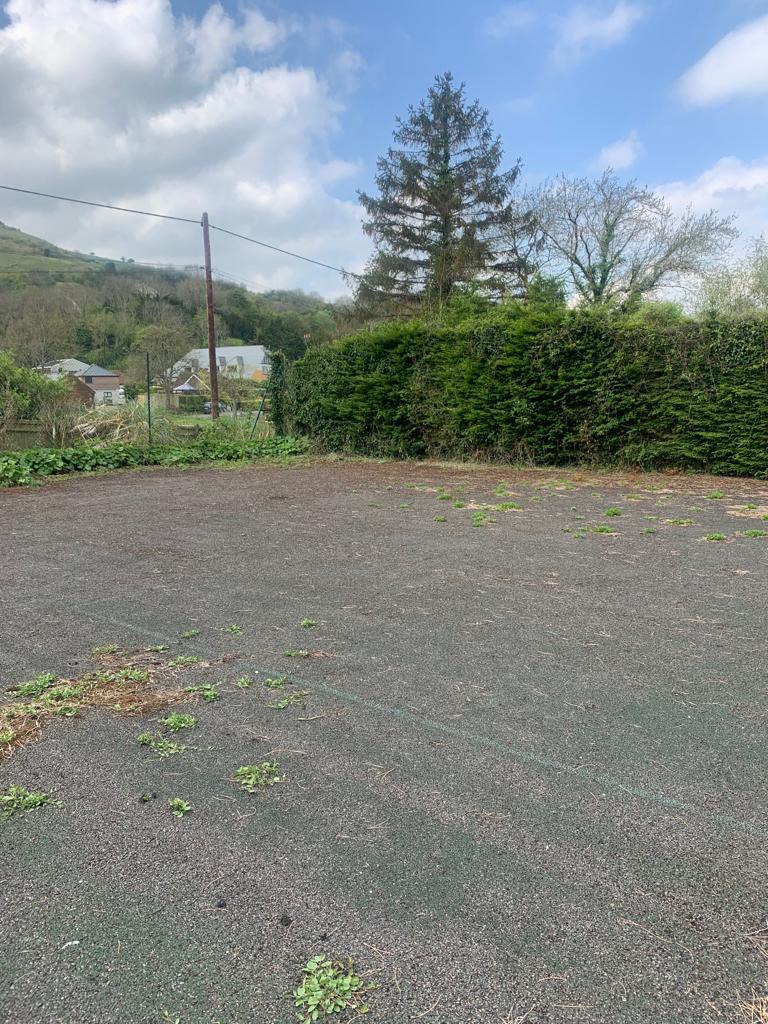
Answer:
[{"xmin": 201, "ymin": 212, "xmax": 220, "ymax": 419}]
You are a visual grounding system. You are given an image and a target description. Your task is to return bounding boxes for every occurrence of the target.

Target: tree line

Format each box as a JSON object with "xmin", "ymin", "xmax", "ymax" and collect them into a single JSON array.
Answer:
[
  {"xmin": 356, "ymin": 72, "xmax": 747, "ymax": 315},
  {"xmin": 0, "ymin": 266, "xmax": 349, "ymax": 384}
]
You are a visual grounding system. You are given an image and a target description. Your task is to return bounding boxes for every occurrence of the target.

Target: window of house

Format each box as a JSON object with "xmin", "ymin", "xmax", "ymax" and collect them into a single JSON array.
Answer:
[
  {"xmin": 103, "ymin": 392, "xmax": 113, "ymax": 405},
  {"xmin": 84, "ymin": 376, "xmax": 93, "ymax": 383}
]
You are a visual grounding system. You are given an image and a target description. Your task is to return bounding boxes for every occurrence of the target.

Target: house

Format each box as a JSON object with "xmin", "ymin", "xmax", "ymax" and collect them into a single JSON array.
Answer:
[
  {"xmin": 39, "ymin": 358, "xmax": 91, "ymax": 379},
  {"xmin": 37, "ymin": 358, "xmax": 125, "ymax": 406},
  {"xmin": 73, "ymin": 364, "xmax": 125, "ymax": 406},
  {"xmin": 171, "ymin": 345, "xmax": 271, "ymax": 383}
]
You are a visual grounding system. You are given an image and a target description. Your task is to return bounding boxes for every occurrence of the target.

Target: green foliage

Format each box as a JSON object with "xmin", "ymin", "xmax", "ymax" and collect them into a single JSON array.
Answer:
[
  {"xmin": 159, "ymin": 713, "xmax": 197, "ymax": 732},
  {"xmin": 0, "ymin": 436, "xmax": 307, "ymax": 488},
  {"xmin": 268, "ymin": 690, "xmax": 310, "ymax": 710},
  {"xmin": 1, "ymin": 785, "xmax": 60, "ymax": 821},
  {"xmin": 13, "ymin": 672, "xmax": 56, "ymax": 697},
  {"xmin": 285, "ymin": 305, "xmax": 768, "ymax": 476},
  {"xmin": 234, "ymin": 761, "xmax": 283, "ymax": 792},
  {"xmin": 137, "ymin": 732, "xmax": 186, "ymax": 758},
  {"xmin": 168, "ymin": 798, "xmax": 192, "ymax": 818},
  {"xmin": 186, "ymin": 684, "xmax": 219, "ymax": 702},
  {"xmin": 292, "ymin": 955, "xmax": 374, "ymax": 1024},
  {"xmin": 0, "ymin": 351, "xmax": 67, "ymax": 425}
]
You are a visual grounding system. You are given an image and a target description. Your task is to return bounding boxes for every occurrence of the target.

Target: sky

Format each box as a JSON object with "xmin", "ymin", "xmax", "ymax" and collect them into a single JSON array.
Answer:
[{"xmin": 1, "ymin": 0, "xmax": 768, "ymax": 297}]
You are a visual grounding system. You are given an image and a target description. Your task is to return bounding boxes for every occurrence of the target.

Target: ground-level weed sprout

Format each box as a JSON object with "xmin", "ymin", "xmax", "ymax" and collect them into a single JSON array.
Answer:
[
  {"xmin": 234, "ymin": 761, "xmax": 283, "ymax": 792},
  {"xmin": 168, "ymin": 798, "xmax": 192, "ymax": 819}
]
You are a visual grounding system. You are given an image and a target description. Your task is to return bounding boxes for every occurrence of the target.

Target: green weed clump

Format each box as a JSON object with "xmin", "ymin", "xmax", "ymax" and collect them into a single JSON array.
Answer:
[
  {"xmin": 168, "ymin": 798, "xmax": 192, "ymax": 819},
  {"xmin": 1, "ymin": 785, "xmax": 59, "ymax": 821},
  {"xmin": 292, "ymin": 956, "xmax": 375, "ymax": 1024},
  {"xmin": 234, "ymin": 762, "xmax": 283, "ymax": 792}
]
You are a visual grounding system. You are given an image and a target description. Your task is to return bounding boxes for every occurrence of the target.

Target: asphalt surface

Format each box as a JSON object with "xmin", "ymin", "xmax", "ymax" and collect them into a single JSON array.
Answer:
[{"xmin": 1, "ymin": 459, "xmax": 767, "ymax": 1024}]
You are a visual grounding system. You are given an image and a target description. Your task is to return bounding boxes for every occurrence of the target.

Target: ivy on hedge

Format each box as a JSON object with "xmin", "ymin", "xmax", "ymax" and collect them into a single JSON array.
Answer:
[
  {"xmin": 0, "ymin": 436, "xmax": 307, "ymax": 488},
  {"xmin": 282, "ymin": 305, "xmax": 768, "ymax": 476}
]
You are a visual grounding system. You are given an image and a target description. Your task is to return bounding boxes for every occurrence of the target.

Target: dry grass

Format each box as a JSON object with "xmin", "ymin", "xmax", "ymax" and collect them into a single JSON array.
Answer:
[
  {"xmin": 738, "ymin": 988, "xmax": 768, "ymax": 1024},
  {"xmin": 0, "ymin": 650, "xmax": 205, "ymax": 763}
]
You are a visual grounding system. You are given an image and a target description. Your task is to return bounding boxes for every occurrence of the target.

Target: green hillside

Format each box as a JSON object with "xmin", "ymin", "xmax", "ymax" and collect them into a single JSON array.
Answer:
[{"xmin": 0, "ymin": 222, "xmax": 108, "ymax": 284}]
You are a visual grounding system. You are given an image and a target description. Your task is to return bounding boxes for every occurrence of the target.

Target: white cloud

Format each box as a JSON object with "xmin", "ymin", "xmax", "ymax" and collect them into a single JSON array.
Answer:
[
  {"xmin": 659, "ymin": 155, "xmax": 768, "ymax": 239},
  {"xmin": 593, "ymin": 129, "xmax": 643, "ymax": 170},
  {"xmin": 483, "ymin": 4, "xmax": 537, "ymax": 38},
  {"xmin": 552, "ymin": 2, "xmax": 646, "ymax": 63},
  {"xmin": 678, "ymin": 13, "xmax": 768, "ymax": 106},
  {"xmin": 0, "ymin": 0, "xmax": 369, "ymax": 296}
]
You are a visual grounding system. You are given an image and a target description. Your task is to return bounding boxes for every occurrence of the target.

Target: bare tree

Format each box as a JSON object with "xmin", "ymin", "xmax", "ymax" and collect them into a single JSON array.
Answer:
[
  {"xmin": 696, "ymin": 236, "xmax": 768, "ymax": 315},
  {"xmin": 536, "ymin": 171, "xmax": 737, "ymax": 307},
  {"xmin": 132, "ymin": 321, "xmax": 193, "ymax": 410}
]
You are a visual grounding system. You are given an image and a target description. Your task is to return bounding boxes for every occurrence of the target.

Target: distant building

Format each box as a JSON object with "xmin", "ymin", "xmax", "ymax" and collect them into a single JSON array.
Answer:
[
  {"xmin": 171, "ymin": 345, "xmax": 271, "ymax": 383},
  {"xmin": 69, "ymin": 364, "xmax": 125, "ymax": 407},
  {"xmin": 39, "ymin": 358, "xmax": 91, "ymax": 379},
  {"xmin": 38, "ymin": 359, "xmax": 125, "ymax": 407}
]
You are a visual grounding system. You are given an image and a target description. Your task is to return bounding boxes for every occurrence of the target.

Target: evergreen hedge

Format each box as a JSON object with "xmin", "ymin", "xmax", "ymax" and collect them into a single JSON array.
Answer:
[{"xmin": 283, "ymin": 305, "xmax": 768, "ymax": 476}]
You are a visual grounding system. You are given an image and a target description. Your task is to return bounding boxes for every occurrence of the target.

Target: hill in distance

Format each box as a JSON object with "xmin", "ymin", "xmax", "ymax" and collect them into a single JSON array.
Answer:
[{"xmin": 0, "ymin": 221, "xmax": 201, "ymax": 288}]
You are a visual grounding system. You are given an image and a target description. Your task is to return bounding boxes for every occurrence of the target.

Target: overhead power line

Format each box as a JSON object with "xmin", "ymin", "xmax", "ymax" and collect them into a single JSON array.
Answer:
[
  {"xmin": 0, "ymin": 184, "xmax": 201, "ymax": 225},
  {"xmin": 0, "ymin": 182, "xmax": 359, "ymax": 279},
  {"xmin": 208, "ymin": 222, "xmax": 356, "ymax": 278}
]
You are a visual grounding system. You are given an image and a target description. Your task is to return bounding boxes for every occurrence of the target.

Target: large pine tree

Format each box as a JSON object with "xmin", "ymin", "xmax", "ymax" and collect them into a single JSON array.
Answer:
[{"xmin": 357, "ymin": 72, "xmax": 524, "ymax": 312}]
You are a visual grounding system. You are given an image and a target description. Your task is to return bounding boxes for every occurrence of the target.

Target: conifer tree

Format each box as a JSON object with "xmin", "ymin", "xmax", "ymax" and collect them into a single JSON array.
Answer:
[{"xmin": 357, "ymin": 72, "xmax": 526, "ymax": 311}]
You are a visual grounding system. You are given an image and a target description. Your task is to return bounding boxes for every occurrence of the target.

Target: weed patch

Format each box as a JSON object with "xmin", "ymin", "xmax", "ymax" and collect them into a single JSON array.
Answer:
[
  {"xmin": 234, "ymin": 761, "xmax": 283, "ymax": 792},
  {"xmin": 263, "ymin": 676, "xmax": 288, "ymax": 689},
  {"xmin": 1, "ymin": 785, "xmax": 60, "ymax": 821},
  {"xmin": 268, "ymin": 690, "xmax": 310, "ymax": 710},
  {"xmin": 159, "ymin": 713, "xmax": 197, "ymax": 732},
  {"xmin": 0, "ymin": 651, "xmax": 201, "ymax": 762},
  {"xmin": 292, "ymin": 955, "xmax": 376, "ymax": 1024},
  {"xmin": 169, "ymin": 655, "xmax": 202, "ymax": 668},
  {"xmin": 12, "ymin": 673, "xmax": 57, "ymax": 698},
  {"xmin": 704, "ymin": 533, "xmax": 727, "ymax": 542},
  {"xmin": 138, "ymin": 732, "xmax": 187, "ymax": 758},
  {"xmin": 185, "ymin": 684, "xmax": 219, "ymax": 702},
  {"xmin": 168, "ymin": 798, "xmax": 192, "ymax": 819}
]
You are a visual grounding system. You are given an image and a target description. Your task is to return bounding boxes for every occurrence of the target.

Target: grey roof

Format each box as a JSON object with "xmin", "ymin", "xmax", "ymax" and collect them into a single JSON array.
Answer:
[
  {"xmin": 79, "ymin": 363, "xmax": 119, "ymax": 377},
  {"xmin": 171, "ymin": 345, "xmax": 270, "ymax": 376}
]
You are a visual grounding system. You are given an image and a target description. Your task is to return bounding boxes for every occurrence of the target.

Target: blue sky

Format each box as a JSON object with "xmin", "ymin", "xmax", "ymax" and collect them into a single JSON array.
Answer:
[{"xmin": 1, "ymin": 0, "xmax": 768, "ymax": 295}]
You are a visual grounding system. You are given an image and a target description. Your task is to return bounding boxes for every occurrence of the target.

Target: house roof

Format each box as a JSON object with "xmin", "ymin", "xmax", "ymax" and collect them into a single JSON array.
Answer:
[
  {"xmin": 78, "ymin": 363, "xmax": 119, "ymax": 377},
  {"xmin": 171, "ymin": 345, "xmax": 271, "ymax": 377},
  {"xmin": 47, "ymin": 358, "xmax": 91, "ymax": 374}
]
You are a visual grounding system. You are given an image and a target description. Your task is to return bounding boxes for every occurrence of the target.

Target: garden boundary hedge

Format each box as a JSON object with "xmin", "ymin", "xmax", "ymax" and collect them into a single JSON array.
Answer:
[{"xmin": 282, "ymin": 306, "xmax": 768, "ymax": 477}]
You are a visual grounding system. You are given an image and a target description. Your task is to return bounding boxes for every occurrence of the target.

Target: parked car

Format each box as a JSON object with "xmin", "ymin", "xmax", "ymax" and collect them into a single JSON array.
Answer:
[{"xmin": 202, "ymin": 401, "xmax": 228, "ymax": 414}]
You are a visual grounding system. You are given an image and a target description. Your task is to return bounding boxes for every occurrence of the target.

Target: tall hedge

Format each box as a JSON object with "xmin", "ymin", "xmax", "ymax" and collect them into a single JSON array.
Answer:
[{"xmin": 284, "ymin": 305, "xmax": 768, "ymax": 476}]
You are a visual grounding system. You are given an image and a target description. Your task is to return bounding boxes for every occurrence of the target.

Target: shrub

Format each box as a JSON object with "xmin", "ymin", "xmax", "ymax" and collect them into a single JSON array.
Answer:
[
  {"xmin": 0, "ymin": 436, "xmax": 307, "ymax": 487},
  {"xmin": 283, "ymin": 305, "xmax": 768, "ymax": 476}
]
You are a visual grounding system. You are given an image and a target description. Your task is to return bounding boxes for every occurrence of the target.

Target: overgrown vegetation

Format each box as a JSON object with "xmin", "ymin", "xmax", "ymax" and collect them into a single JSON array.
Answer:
[
  {"xmin": 283, "ymin": 303, "xmax": 768, "ymax": 476},
  {"xmin": 0, "ymin": 435, "xmax": 307, "ymax": 487},
  {"xmin": 0, "ymin": 650, "xmax": 200, "ymax": 762}
]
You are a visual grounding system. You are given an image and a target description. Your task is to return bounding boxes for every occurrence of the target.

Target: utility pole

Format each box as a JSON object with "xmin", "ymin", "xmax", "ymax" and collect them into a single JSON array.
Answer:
[{"xmin": 201, "ymin": 211, "xmax": 220, "ymax": 419}]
